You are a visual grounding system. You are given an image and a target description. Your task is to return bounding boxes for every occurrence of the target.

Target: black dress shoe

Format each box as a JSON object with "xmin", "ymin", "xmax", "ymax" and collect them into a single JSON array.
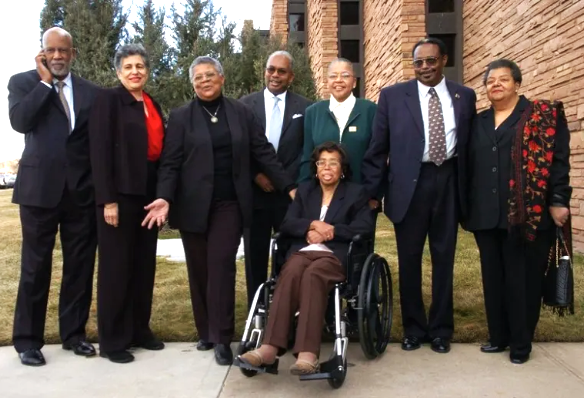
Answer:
[
  {"xmin": 134, "ymin": 337, "xmax": 165, "ymax": 351},
  {"xmin": 430, "ymin": 337, "xmax": 451, "ymax": 354},
  {"xmin": 62, "ymin": 340, "xmax": 96, "ymax": 357},
  {"xmin": 19, "ymin": 349, "xmax": 46, "ymax": 366},
  {"xmin": 99, "ymin": 350, "xmax": 135, "ymax": 364},
  {"xmin": 196, "ymin": 340, "xmax": 215, "ymax": 351},
  {"xmin": 214, "ymin": 344, "xmax": 233, "ymax": 366},
  {"xmin": 510, "ymin": 352, "xmax": 530, "ymax": 364},
  {"xmin": 401, "ymin": 336, "xmax": 422, "ymax": 351},
  {"xmin": 480, "ymin": 343, "xmax": 508, "ymax": 353}
]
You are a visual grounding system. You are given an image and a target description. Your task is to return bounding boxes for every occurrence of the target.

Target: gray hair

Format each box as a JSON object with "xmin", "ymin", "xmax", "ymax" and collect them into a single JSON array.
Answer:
[
  {"xmin": 189, "ymin": 56, "xmax": 224, "ymax": 82},
  {"xmin": 328, "ymin": 58, "xmax": 354, "ymax": 73},
  {"xmin": 42, "ymin": 27, "xmax": 73, "ymax": 47},
  {"xmin": 266, "ymin": 51, "xmax": 294, "ymax": 70},
  {"xmin": 114, "ymin": 43, "xmax": 150, "ymax": 71}
]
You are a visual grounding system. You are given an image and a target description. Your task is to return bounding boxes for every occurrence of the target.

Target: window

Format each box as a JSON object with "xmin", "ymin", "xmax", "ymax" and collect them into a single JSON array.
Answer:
[
  {"xmin": 289, "ymin": 13, "xmax": 305, "ymax": 32},
  {"xmin": 340, "ymin": 2, "xmax": 360, "ymax": 25},
  {"xmin": 430, "ymin": 34, "xmax": 455, "ymax": 67},
  {"xmin": 340, "ymin": 40, "xmax": 360, "ymax": 63},
  {"xmin": 428, "ymin": 0, "xmax": 454, "ymax": 13}
]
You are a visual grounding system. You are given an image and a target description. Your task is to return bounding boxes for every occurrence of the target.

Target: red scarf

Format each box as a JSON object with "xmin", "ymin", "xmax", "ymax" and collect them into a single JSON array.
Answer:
[{"xmin": 508, "ymin": 99, "xmax": 565, "ymax": 241}]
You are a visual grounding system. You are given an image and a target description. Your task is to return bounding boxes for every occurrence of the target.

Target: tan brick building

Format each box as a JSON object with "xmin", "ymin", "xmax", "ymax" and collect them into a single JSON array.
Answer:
[{"xmin": 270, "ymin": 0, "xmax": 584, "ymax": 250}]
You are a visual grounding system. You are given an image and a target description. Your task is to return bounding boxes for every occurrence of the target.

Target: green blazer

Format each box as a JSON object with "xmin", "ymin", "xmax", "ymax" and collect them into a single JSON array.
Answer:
[{"xmin": 298, "ymin": 98, "xmax": 377, "ymax": 183}]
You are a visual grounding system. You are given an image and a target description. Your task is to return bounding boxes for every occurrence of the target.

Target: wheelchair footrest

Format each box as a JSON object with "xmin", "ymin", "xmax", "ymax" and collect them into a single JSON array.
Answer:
[{"xmin": 233, "ymin": 357, "xmax": 279, "ymax": 375}]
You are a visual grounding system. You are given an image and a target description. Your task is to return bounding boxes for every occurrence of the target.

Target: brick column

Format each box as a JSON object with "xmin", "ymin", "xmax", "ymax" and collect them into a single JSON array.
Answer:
[
  {"xmin": 306, "ymin": 0, "xmax": 339, "ymax": 98},
  {"xmin": 463, "ymin": 0, "xmax": 584, "ymax": 250},
  {"xmin": 270, "ymin": 0, "xmax": 288, "ymax": 41},
  {"xmin": 363, "ymin": 0, "xmax": 426, "ymax": 101}
]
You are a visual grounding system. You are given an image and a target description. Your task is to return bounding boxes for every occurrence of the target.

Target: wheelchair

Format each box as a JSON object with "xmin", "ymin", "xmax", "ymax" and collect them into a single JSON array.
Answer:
[{"xmin": 233, "ymin": 233, "xmax": 393, "ymax": 389}]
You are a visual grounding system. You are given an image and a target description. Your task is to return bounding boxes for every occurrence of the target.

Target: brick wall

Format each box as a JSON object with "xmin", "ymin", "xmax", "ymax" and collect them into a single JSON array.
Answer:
[
  {"xmin": 363, "ymin": 0, "xmax": 426, "ymax": 101},
  {"xmin": 270, "ymin": 0, "xmax": 288, "ymax": 40},
  {"xmin": 306, "ymin": 0, "xmax": 339, "ymax": 98},
  {"xmin": 463, "ymin": 0, "xmax": 584, "ymax": 249}
]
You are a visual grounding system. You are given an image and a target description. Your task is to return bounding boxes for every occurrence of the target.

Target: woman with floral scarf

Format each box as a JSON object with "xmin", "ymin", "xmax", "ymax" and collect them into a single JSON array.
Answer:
[{"xmin": 464, "ymin": 59, "xmax": 571, "ymax": 364}]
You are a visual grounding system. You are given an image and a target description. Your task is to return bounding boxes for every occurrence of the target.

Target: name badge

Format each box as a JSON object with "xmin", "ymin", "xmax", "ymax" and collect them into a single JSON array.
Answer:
[{"xmin": 348, "ymin": 126, "xmax": 357, "ymax": 132}]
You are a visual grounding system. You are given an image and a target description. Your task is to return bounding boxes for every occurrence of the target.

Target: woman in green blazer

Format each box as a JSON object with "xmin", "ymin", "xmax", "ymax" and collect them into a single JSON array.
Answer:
[{"xmin": 298, "ymin": 58, "xmax": 377, "ymax": 185}]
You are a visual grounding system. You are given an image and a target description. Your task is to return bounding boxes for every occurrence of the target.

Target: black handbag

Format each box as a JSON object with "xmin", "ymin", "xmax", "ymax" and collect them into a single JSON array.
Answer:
[{"xmin": 543, "ymin": 226, "xmax": 575, "ymax": 315}]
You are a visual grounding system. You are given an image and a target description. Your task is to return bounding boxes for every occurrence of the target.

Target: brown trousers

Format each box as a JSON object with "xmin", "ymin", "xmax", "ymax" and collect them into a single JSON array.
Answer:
[
  {"xmin": 264, "ymin": 251, "xmax": 345, "ymax": 355},
  {"xmin": 180, "ymin": 200, "xmax": 242, "ymax": 345}
]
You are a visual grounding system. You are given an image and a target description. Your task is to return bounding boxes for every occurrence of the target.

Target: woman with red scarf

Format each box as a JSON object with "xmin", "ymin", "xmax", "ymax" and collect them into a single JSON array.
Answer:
[
  {"xmin": 464, "ymin": 59, "xmax": 571, "ymax": 365},
  {"xmin": 89, "ymin": 44, "xmax": 165, "ymax": 363}
]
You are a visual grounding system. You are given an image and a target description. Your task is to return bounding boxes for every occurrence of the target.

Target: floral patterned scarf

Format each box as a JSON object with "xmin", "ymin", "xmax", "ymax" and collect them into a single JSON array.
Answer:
[{"xmin": 508, "ymin": 99, "xmax": 564, "ymax": 241}]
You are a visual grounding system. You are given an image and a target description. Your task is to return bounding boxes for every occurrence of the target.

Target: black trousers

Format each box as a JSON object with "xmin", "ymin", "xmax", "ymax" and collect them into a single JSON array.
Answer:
[
  {"xmin": 181, "ymin": 200, "xmax": 242, "ymax": 345},
  {"xmin": 13, "ymin": 188, "xmax": 97, "ymax": 353},
  {"xmin": 96, "ymin": 194, "xmax": 158, "ymax": 353},
  {"xmin": 394, "ymin": 159, "xmax": 458, "ymax": 339},
  {"xmin": 474, "ymin": 228, "xmax": 553, "ymax": 356},
  {"xmin": 244, "ymin": 204, "xmax": 288, "ymax": 309}
]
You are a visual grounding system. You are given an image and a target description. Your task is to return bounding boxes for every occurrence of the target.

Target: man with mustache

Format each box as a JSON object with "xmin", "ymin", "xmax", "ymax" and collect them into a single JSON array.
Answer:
[
  {"xmin": 362, "ymin": 38, "xmax": 477, "ymax": 354},
  {"xmin": 7, "ymin": 27, "xmax": 99, "ymax": 366},
  {"xmin": 240, "ymin": 51, "xmax": 312, "ymax": 310}
]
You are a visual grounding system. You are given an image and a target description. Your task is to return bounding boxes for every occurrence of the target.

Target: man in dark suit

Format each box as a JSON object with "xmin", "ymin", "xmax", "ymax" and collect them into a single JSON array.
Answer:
[
  {"xmin": 240, "ymin": 51, "xmax": 312, "ymax": 309},
  {"xmin": 7, "ymin": 27, "xmax": 99, "ymax": 366},
  {"xmin": 362, "ymin": 38, "xmax": 476, "ymax": 354}
]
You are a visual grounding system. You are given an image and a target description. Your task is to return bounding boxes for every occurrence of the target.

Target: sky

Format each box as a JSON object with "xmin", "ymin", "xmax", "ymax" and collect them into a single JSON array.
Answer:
[{"xmin": 0, "ymin": 0, "xmax": 271, "ymax": 161}]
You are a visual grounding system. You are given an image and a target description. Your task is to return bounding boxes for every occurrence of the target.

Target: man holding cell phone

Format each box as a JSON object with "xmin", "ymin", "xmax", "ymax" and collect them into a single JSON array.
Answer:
[{"xmin": 7, "ymin": 27, "xmax": 99, "ymax": 366}]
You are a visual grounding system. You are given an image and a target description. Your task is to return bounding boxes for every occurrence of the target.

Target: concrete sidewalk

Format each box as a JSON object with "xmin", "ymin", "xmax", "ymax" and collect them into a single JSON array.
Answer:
[{"xmin": 1, "ymin": 343, "xmax": 583, "ymax": 398}]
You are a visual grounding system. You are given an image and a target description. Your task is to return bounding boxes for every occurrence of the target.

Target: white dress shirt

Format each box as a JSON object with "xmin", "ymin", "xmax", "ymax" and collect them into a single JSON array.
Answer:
[
  {"xmin": 42, "ymin": 74, "xmax": 76, "ymax": 131},
  {"xmin": 417, "ymin": 77, "xmax": 456, "ymax": 162},
  {"xmin": 329, "ymin": 93, "xmax": 356, "ymax": 140},
  {"xmin": 264, "ymin": 88, "xmax": 286, "ymax": 140}
]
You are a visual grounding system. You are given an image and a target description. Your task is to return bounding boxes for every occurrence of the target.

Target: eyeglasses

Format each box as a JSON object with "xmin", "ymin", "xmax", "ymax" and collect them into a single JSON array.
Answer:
[
  {"xmin": 412, "ymin": 57, "xmax": 439, "ymax": 68},
  {"xmin": 316, "ymin": 160, "xmax": 341, "ymax": 168},
  {"xmin": 193, "ymin": 72, "xmax": 218, "ymax": 82},
  {"xmin": 266, "ymin": 66, "xmax": 289, "ymax": 76},
  {"xmin": 327, "ymin": 73, "xmax": 353, "ymax": 81},
  {"xmin": 43, "ymin": 47, "xmax": 73, "ymax": 56}
]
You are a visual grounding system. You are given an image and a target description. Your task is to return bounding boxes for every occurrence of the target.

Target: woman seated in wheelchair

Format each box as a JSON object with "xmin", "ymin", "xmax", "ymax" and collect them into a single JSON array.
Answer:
[{"xmin": 239, "ymin": 141, "xmax": 374, "ymax": 375}]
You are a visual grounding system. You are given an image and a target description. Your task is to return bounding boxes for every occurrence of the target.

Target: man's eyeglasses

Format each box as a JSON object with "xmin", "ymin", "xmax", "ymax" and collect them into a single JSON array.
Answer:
[
  {"xmin": 316, "ymin": 160, "xmax": 341, "ymax": 168},
  {"xmin": 412, "ymin": 57, "xmax": 439, "ymax": 68},
  {"xmin": 43, "ymin": 47, "xmax": 73, "ymax": 56},
  {"xmin": 327, "ymin": 73, "xmax": 353, "ymax": 81},
  {"xmin": 266, "ymin": 66, "xmax": 289, "ymax": 76},
  {"xmin": 193, "ymin": 72, "xmax": 217, "ymax": 82}
]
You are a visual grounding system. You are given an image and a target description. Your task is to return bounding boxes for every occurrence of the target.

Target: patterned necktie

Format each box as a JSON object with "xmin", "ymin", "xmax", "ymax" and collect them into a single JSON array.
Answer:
[
  {"xmin": 268, "ymin": 96, "xmax": 282, "ymax": 151},
  {"xmin": 428, "ymin": 87, "xmax": 447, "ymax": 166},
  {"xmin": 56, "ymin": 81, "xmax": 72, "ymax": 133}
]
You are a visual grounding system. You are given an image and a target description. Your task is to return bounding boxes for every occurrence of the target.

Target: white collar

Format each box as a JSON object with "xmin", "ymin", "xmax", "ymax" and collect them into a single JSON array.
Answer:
[
  {"xmin": 264, "ymin": 88, "xmax": 287, "ymax": 102},
  {"xmin": 329, "ymin": 92, "xmax": 356, "ymax": 110},
  {"xmin": 53, "ymin": 73, "xmax": 73, "ymax": 88},
  {"xmin": 417, "ymin": 76, "xmax": 447, "ymax": 97}
]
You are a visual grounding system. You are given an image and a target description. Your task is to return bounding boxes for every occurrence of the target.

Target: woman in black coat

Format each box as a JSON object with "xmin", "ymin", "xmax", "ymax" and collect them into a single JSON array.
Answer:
[
  {"xmin": 89, "ymin": 44, "xmax": 165, "ymax": 363},
  {"xmin": 464, "ymin": 59, "xmax": 571, "ymax": 364},
  {"xmin": 142, "ymin": 56, "xmax": 296, "ymax": 366}
]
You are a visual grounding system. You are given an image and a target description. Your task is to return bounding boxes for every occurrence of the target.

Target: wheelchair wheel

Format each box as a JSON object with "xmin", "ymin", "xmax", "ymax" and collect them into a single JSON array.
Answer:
[{"xmin": 357, "ymin": 253, "xmax": 393, "ymax": 359}]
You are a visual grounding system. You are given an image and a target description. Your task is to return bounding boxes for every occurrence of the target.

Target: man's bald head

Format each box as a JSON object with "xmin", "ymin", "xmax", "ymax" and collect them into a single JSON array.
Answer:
[{"xmin": 41, "ymin": 27, "xmax": 75, "ymax": 79}]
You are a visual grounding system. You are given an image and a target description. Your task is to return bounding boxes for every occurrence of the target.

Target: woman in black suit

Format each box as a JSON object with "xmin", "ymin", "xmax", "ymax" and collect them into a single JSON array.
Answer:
[
  {"xmin": 237, "ymin": 142, "xmax": 373, "ymax": 375},
  {"xmin": 464, "ymin": 59, "xmax": 571, "ymax": 364},
  {"xmin": 89, "ymin": 44, "xmax": 165, "ymax": 364},
  {"xmin": 142, "ymin": 56, "xmax": 296, "ymax": 366}
]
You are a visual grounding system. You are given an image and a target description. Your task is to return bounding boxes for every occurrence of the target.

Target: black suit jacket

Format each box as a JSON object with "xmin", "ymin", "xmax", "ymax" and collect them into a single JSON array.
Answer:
[
  {"xmin": 239, "ymin": 90, "xmax": 312, "ymax": 208},
  {"xmin": 464, "ymin": 95, "xmax": 571, "ymax": 231},
  {"xmin": 362, "ymin": 78, "xmax": 477, "ymax": 223},
  {"xmin": 89, "ymin": 86, "xmax": 165, "ymax": 206},
  {"xmin": 156, "ymin": 96, "xmax": 295, "ymax": 233},
  {"xmin": 279, "ymin": 180, "xmax": 374, "ymax": 268},
  {"xmin": 8, "ymin": 70, "xmax": 99, "ymax": 208}
]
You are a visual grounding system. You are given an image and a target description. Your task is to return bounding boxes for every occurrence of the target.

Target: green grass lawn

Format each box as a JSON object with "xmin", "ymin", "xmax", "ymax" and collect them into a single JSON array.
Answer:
[{"xmin": 0, "ymin": 188, "xmax": 583, "ymax": 345}]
